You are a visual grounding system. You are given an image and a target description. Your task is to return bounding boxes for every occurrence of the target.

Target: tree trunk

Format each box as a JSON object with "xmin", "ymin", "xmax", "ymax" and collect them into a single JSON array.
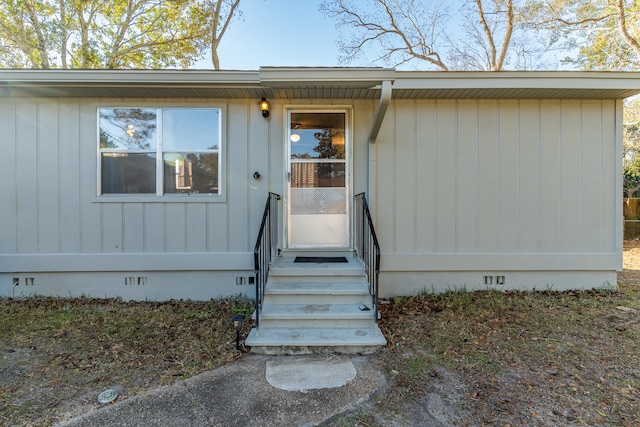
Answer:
[{"xmin": 616, "ymin": 0, "xmax": 640, "ymax": 58}]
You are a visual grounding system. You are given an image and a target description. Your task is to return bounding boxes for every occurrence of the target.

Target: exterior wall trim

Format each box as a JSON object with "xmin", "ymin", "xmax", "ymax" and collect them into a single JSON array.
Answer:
[
  {"xmin": 382, "ymin": 253, "xmax": 618, "ymax": 271},
  {"xmin": 2, "ymin": 253, "xmax": 252, "ymax": 272}
]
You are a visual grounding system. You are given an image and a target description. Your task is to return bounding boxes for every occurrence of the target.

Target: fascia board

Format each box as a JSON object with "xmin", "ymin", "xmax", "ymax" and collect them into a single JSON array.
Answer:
[
  {"xmin": 0, "ymin": 69, "xmax": 262, "ymax": 87},
  {"xmin": 392, "ymin": 71, "xmax": 640, "ymax": 91},
  {"xmin": 259, "ymin": 67, "xmax": 396, "ymax": 88}
]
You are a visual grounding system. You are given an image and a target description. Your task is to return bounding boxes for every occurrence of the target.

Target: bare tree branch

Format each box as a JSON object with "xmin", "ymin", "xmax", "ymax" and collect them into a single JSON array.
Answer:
[
  {"xmin": 323, "ymin": 0, "xmax": 524, "ymax": 71},
  {"xmin": 322, "ymin": 0, "xmax": 449, "ymax": 70}
]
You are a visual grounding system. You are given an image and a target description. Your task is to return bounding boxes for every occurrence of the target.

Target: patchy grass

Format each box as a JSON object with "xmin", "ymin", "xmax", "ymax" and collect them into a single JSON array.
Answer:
[
  {"xmin": 330, "ymin": 242, "xmax": 640, "ymax": 426},
  {"xmin": 5, "ymin": 243, "xmax": 640, "ymax": 426},
  {"xmin": 0, "ymin": 295, "xmax": 253, "ymax": 426}
]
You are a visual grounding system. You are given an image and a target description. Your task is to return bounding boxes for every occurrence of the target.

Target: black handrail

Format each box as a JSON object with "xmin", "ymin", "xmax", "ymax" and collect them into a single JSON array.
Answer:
[
  {"xmin": 354, "ymin": 193, "xmax": 381, "ymax": 325},
  {"xmin": 253, "ymin": 192, "xmax": 281, "ymax": 330}
]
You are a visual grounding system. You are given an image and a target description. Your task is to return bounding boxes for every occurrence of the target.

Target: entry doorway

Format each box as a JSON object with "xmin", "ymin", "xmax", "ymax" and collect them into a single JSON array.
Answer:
[{"xmin": 286, "ymin": 110, "xmax": 350, "ymax": 248}]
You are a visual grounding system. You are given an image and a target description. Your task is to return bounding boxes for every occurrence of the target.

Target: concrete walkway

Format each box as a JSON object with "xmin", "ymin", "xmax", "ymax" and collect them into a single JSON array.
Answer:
[{"xmin": 58, "ymin": 355, "xmax": 386, "ymax": 427}]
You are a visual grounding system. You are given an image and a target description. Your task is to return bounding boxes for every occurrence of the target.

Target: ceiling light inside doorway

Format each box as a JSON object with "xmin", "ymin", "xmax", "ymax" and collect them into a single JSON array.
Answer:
[{"xmin": 290, "ymin": 133, "xmax": 301, "ymax": 143}]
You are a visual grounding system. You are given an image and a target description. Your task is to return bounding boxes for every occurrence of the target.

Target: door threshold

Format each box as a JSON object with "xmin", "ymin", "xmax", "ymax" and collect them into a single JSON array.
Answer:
[{"xmin": 280, "ymin": 248, "xmax": 355, "ymax": 258}]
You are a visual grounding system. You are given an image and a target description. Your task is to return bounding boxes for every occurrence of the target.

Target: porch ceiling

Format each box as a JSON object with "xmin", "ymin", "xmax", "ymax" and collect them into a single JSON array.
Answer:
[{"xmin": 1, "ymin": 68, "xmax": 639, "ymax": 100}]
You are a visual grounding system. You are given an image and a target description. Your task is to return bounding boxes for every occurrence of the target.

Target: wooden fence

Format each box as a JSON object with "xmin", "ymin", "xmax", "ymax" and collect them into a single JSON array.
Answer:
[{"xmin": 624, "ymin": 198, "xmax": 640, "ymax": 239}]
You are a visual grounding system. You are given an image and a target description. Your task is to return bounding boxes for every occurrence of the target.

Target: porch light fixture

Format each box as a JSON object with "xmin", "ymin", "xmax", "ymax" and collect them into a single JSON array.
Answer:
[
  {"xmin": 259, "ymin": 98, "xmax": 270, "ymax": 118},
  {"xmin": 290, "ymin": 122, "xmax": 301, "ymax": 142},
  {"xmin": 231, "ymin": 314, "xmax": 245, "ymax": 350}
]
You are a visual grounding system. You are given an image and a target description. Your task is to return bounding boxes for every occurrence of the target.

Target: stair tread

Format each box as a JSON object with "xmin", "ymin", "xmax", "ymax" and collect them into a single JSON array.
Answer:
[
  {"xmin": 246, "ymin": 327, "xmax": 387, "ymax": 347},
  {"xmin": 261, "ymin": 303, "xmax": 376, "ymax": 319},
  {"xmin": 266, "ymin": 282, "xmax": 369, "ymax": 295},
  {"xmin": 269, "ymin": 256, "xmax": 366, "ymax": 276}
]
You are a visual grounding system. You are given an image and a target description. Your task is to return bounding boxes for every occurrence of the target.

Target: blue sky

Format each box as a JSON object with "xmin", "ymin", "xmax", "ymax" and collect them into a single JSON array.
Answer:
[
  {"xmin": 211, "ymin": 0, "xmax": 341, "ymax": 70},
  {"xmin": 204, "ymin": 0, "xmax": 572, "ymax": 71}
]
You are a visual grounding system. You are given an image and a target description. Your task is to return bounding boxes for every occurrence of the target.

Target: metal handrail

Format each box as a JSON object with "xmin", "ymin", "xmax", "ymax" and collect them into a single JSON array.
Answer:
[
  {"xmin": 253, "ymin": 192, "xmax": 281, "ymax": 330},
  {"xmin": 354, "ymin": 193, "xmax": 381, "ymax": 324}
]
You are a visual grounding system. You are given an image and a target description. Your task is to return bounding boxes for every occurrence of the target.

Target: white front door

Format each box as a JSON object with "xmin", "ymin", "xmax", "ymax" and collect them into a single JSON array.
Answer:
[{"xmin": 287, "ymin": 110, "xmax": 349, "ymax": 248}]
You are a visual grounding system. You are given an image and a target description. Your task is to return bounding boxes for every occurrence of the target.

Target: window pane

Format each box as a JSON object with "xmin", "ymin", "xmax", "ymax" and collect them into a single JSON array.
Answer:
[
  {"xmin": 290, "ymin": 188, "xmax": 347, "ymax": 214},
  {"xmin": 291, "ymin": 162, "xmax": 345, "ymax": 188},
  {"xmin": 290, "ymin": 112, "xmax": 345, "ymax": 160},
  {"xmin": 163, "ymin": 109, "xmax": 220, "ymax": 151},
  {"xmin": 163, "ymin": 153, "xmax": 219, "ymax": 194},
  {"xmin": 101, "ymin": 153, "xmax": 156, "ymax": 194},
  {"xmin": 99, "ymin": 108, "xmax": 157, "ymax": 150}
]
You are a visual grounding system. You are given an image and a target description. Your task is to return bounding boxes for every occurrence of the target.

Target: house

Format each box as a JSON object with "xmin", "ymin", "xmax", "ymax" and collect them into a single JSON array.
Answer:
[{"xmin": 1, "ymin": 68, "xmax": 639, "ymax": 352}]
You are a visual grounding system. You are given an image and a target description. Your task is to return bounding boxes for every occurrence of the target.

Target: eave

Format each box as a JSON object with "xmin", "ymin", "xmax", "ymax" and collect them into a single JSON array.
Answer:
[
  {"xmin": 391, "ymin": 71, "xmax": 640, "ymax": 100},
  {"xmin": 0, "ymin": 68, "xmax": 639, "ymax": 100}
]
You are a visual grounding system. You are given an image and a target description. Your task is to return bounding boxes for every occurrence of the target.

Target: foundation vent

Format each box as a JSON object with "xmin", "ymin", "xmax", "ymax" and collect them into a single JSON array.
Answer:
[{"xmin": 125, "ymin": 276, "xmax": 147, "ymax": 286}]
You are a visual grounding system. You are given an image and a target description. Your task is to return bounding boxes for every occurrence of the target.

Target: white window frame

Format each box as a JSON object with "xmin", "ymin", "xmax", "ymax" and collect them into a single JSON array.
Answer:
[{"xmin": 96, "ymin": 105, "xmax": 225, "ymax": 202}]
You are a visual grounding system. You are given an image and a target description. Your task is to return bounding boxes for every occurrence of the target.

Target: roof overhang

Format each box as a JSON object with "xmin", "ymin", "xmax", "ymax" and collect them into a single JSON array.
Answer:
[
  {"xmin": 391, "ymin": 71, "xmax": 640, "ymax": 100},
  {"xmin": 1, "ymin": 68, "xmax": 639, "ymax": 100},
  {"xmin": 0, "ymin": 69, "xmax": 264, "ymax": 98}
]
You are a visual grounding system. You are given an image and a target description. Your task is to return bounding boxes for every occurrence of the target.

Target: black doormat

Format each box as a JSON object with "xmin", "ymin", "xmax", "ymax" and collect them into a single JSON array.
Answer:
[{"xmin": 294, "ymin": 256, "xmax": 348, "ymax": 263}]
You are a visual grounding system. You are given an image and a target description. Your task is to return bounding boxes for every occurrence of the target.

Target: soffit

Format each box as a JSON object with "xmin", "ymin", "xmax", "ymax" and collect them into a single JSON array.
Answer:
[
  {"xmin": 1, "ymin": 68, "xmax": 639, "ymax": 100},
  {"xmin": 390, "ymin": 72, "xmax": 640, "ymax": 100},
  {"xmin": 0, "ymin": 69, "xmax": 268, "ymax": 99}
]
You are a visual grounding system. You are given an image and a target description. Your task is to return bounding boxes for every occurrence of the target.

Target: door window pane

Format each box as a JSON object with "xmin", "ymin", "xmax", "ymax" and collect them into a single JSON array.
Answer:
[
  {"xmin": 291, "ymin": 162, "xmax": 345, "ymax": 188},
  {"xmin": 290, "ymin": 113, "xmax": 345, "ymax": 160},
  {"xmin": 290, "ymin": 188, "xmax": 347, "ymax": 214}
]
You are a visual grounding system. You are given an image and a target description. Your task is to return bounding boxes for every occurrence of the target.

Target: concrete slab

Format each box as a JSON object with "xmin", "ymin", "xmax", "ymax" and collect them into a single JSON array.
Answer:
[
  {"xmin": 265, "ymin": 357, "xmax": 357, "ymax": 391},
  {"xmin": 59, "ymin": 383, "xmax": 212, "ymax": 427},
  {"xmin": 185, "ymin": 355, "xmax": 386, "ymax": 427},
  {"xmin": 60, "ymin": 354, "xmax": 386, "ymax": 427}
]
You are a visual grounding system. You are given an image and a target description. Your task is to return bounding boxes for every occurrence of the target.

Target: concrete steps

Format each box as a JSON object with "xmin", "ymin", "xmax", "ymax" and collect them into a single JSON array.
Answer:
[
  {"xmin": 246, "ymin": 327, "xmax": 386, "ymax": 355},
  {"xmin": 246, "ymin": 255, "xmax": 386, "ymax": 355},
  {"xmin": 259, "ymin": 303, "xmax": 376, "ymax": 328},
  {"xmin": 263, "ymin": 282, "xmax": 371, "ymax": 304}
]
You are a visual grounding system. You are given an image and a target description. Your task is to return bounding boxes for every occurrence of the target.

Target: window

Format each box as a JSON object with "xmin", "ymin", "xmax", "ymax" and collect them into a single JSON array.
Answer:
[{"xmin": 98, "ymin": 107, "xmax": 221, "ymax": 196}]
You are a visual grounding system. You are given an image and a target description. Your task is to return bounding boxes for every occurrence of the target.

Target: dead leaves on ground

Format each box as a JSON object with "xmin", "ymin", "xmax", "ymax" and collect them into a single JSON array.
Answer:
[
  {"xmin": 0, "ymin": 296, "xmax": 253, "ymax": 426},
  {"xmin": 376, "ymin": 283, "xmax": 640, "ymax": 426}
]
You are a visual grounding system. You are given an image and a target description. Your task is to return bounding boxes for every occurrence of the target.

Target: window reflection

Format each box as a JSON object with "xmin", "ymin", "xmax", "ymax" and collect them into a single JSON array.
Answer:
[
  {"xmin": 162, "ymin": 109, "xmax": 220, "ymax": 151},
  {"xmin": 101, "ymin": 153, "xmax": 156, "ymax": 194},
  {"xmin": 99, "ymin": 108, "xmax": 157, "ymax": 150},
  {"xmin": 290, "ymin": 113, "xmax": 345, "ymax": 160},
  {"xmin": 98, "ymin": 107, "xmax": 221, "ymax": 196},
  {"xmin": 291, "ymin": 162, "xmax": 345, "ymax": 188},
  {"xmin": 163, "ymin": 153, "xmax": 219, "ymax": 194}
]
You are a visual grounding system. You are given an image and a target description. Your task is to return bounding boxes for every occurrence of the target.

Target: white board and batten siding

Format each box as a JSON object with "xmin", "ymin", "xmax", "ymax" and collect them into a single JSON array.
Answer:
[
  {"xmin": 0, "ymin": 94, "xmax": 625, "ymax": 299},
  {"xmin": 373, "ymin": 99, "xmax": 622, "ymax": 295},
  {"xmin": 0, "ymin": 98, "xmax": 273, "ymax": 300}
]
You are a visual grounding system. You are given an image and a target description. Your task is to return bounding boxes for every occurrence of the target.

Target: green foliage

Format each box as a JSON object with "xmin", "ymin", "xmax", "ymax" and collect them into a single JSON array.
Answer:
[
  {"xmin": 625, "ymin": 98, "xmax": 640, "ymax": 197},
  {"xmin": 523, "ymin": 0, "xmax": 640, "ymax": 71},
  {"xmin": 0, "ymin": 0, "xmax": 241, "ymax": 69}
]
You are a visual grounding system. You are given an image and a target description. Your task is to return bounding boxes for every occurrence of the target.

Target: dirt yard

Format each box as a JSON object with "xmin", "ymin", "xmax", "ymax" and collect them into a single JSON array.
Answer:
[
  {"xmin": 328, "ymin": 241, "xmax": 640, "ymax": 426},
  {"xmin": 2, "ymin": 244, "xmax": 640, "ymax": 426}
]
